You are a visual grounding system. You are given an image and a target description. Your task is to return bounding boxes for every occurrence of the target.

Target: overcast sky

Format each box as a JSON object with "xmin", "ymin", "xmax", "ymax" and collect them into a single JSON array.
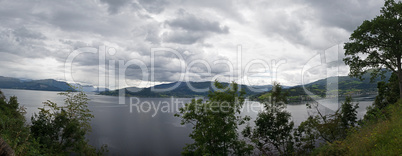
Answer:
[{"xmin": 0, "ymin": 0, "xmax": 386, "ymax": 88}]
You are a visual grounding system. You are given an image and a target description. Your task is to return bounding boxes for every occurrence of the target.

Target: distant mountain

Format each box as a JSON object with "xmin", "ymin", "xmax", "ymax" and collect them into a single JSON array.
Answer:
[
  {"xmin": 0, "ymin": 76, "xmax": 74, "ymax": 91},
  {"xmin": 70, "ymin": 84, "xmax": 109, "ymax": 93},
  {"xmin": 252, "ymin": 71, "xmax": 392, "ymax": 102},
  {"xmin": 100, "ymin": 81, "xmax": 271, "ymax": 98}
]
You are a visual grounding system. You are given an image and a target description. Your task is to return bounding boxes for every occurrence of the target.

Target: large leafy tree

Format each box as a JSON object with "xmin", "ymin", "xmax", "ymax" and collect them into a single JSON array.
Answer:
[
  {"xmin": 243, "ymin": 82, "xmax": 295, "ymax": 155},
  {"xmin": 175, "ymin": 81, "xmax": 252, "ymax": 155},
  {"xmin": 31, "ymin": 90, "xmax": 107, "ymax": 155},
  {"xmin": 344, "ymin": 0, "xmax": 402, "ymax": 98},
  {"xmin": 298, "ymin": 96, "xmax": 358, "ymax": 144}
]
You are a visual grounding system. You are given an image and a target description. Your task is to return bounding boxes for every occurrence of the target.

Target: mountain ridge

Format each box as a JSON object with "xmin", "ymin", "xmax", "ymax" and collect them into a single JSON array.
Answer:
[
  {"xmin": 0, "ymin": 76, "xmax": 74, "ymax": 91},
  {"xmin": 253, "ymin": 71, "xmax": 392, "ymax": 102},
  {"xmin": 100, "ymin": 81, "xmax": 273, "ymax": 98}
]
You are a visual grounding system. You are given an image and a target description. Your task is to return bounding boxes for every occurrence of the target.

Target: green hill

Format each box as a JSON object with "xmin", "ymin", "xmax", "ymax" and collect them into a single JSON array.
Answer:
[
  {"xmin": 0, "ymin": 76, "xmax": 74, "ymax": 91},
  {"xmin": 100, "ymin": 81, "xmax": 271, "ymax": 98},
  {"xmin": 253, "ymin": 72, "xmax": 392, "ymax": 102}
]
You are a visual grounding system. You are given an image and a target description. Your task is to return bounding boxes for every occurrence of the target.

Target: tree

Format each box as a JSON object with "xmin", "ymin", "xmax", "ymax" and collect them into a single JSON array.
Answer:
[
  {"xmin": 364, "ymin": 72, "xmax": 400, "ymax": 121},
  {"xmin": 175, "ymin": 81, "xmax": 252, "ymax": 155},
  {"xmin": 30, "ymin": 90, "xmax": 107, "ymax": 155},
  {"xmin": 343, "ymin": 0, "xmax": 402, "ymax": 98},
  {"xmin": 374, "ymin": 72, "xmax": 400, "ymax": 109},
  {"xmin": 243, "ymin": 82, "xmax": 295, "ymax": 155},
  {"xmin": 299, "ymin": 96, "xmax": 359, "ymax": 144},
  {"xmin": 339, "ymin": 96, "xmax": 359, "ymax": 133},
  {"xmin": 0, "ymin": 90, "xmax": 43, "ymax": 155}
]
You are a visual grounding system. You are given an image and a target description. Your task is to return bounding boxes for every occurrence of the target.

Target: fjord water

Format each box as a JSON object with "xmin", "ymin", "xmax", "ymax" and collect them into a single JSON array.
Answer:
[{"xmin": 2, "ymin": 89, "xmax": 375, "ymax": 155}]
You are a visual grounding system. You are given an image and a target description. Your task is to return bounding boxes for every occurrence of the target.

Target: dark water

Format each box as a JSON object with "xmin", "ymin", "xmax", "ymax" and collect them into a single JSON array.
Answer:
[{"xmin": 1, "ymin": 89, "xmax": 374, "ymax": 155}]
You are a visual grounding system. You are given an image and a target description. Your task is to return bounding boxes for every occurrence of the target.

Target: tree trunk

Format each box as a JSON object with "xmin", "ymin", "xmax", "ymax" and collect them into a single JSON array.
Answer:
[{"xmin": 0, "ymin": 137, "xmax": 15, "ymax": 156}]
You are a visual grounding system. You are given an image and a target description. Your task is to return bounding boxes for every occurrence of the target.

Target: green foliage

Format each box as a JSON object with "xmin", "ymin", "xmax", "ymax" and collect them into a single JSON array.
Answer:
[
  {"xmin": 243, "ymin": 82, "xmax": 296, "ymax": 155},
  {"xmin": 0, "ymin": 90, "xmax": 43, "ymax": 155},
  {"xmin": 30, "ymin": 90, "xmax": 107, "ymax": 155},
  {"xmin": 295, "ymin": 95, "xmax": 359, "ymax": 155},
  {"xmin": 254, "ymin": 73, "xmax": 391, "ymax": 103},
  {"xmin": 374, "ymin": 72, "xmax": 399, "ymax": 109},
  {"xmin": 365, "ymin": 72, "xmax": 400, "ymax": 122},
  {"xmin": 343, "ymin": 0, "xmax": 402, "ymax": 98},
  {"xmin": 293, "ymin": 116, "xmax": 318, "ymax": 155},
  {"xmin": 340, "ymin": 96, "xmax": 359, "ymax": 131},
  {"xmin": 315, "ymin": 72, "xmax": 401, "ymax": 155},
  {"xmin": 314, "ymin": 100, "xmax": 402, "ymax": 155},
  {"xmin": 0, "ymin": 89, "xmax": 107, "ymax": 155},
  {"xmin": 175, "ymin": 81, "xmax": 252, "ymax": 155}
]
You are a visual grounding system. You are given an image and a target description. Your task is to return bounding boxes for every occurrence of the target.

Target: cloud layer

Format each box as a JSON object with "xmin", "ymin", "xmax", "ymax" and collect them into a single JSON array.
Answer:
[{"xmin": 0, "ymin": 0, "xmax": 385, "ymax": 88}]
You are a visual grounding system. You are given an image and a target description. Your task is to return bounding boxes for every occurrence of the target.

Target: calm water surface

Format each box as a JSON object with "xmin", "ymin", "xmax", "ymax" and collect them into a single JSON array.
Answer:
[{"xmin": 2, "ymin": 89, "xmax": 374, "ymax": 155}]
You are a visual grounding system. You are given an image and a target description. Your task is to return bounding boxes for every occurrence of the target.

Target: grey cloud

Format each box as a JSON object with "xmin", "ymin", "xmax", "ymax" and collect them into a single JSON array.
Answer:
[
  {"xmin": 137, "ymin": 0, "xmax": 168, "ymax": 14},
  {"xmin": 0, "ymin": 28, "xmax": 49, "ymax": 58},
  {"xmin": 179, "ymin": 0, "xmax": 246, "ymax": 22},
  {"xmin": 0, "ymin": 0, "xmax": 384, "ymax": 86},
  {"xmin": 21, "ymin": 0, "xmax": 145, "ymax": 38},
  {"xmin": 163, "ymin": 10, "xmax": 229, "ymax": 44},
  {"xmin": 256, "ymin": 0, "xmax": 384, "ymax": 50},
  {"xmin": 162, "ymin": 31, "xmax": 205, "ymax": 45},
  {"xmin": 142, "ymin": 23, "xmax": 162, "ymax": 44},
  {"xmin": 259, "ymin": 9, "xmax": 308, "ymax": 47},
  {"xmin": 0, "ymin": 0, "xmax": 232, "ymax": 85},
  {"xmin": 59, "ymin": 40, "xmax": 89, "ymax": 49},
  {"xmin": 100, "ymin": 0, "xmax": 132, "ymax": 14},
  {"xmin": 166, "ymin": 13, "xmax": 229, "ymax": 34},
  {"xmin": 100, "ymin": 0, "xmax": 168, "ymax": 14},
  {"xmin": 13, "ymin": 27, "xmax": 46, "ymax": 40},
  {"xmin": 303, "ymin": 0, "xmax": 383, "ymax": 32},
  {"xmin": 46, "ymin": 9, "xmax": 112, "ymax": 35}
]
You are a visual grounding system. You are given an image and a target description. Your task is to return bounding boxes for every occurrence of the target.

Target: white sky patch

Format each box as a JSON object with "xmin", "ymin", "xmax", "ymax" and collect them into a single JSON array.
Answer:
[{"xmin": 0, "ymin": 53, "xmax": 65, "ymax": 80}]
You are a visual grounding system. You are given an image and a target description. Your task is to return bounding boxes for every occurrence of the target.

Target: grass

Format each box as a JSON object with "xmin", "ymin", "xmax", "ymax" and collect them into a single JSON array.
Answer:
[{"xmin": 314, "ymin": 100, "xmax": 402, "ymax": 155}]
